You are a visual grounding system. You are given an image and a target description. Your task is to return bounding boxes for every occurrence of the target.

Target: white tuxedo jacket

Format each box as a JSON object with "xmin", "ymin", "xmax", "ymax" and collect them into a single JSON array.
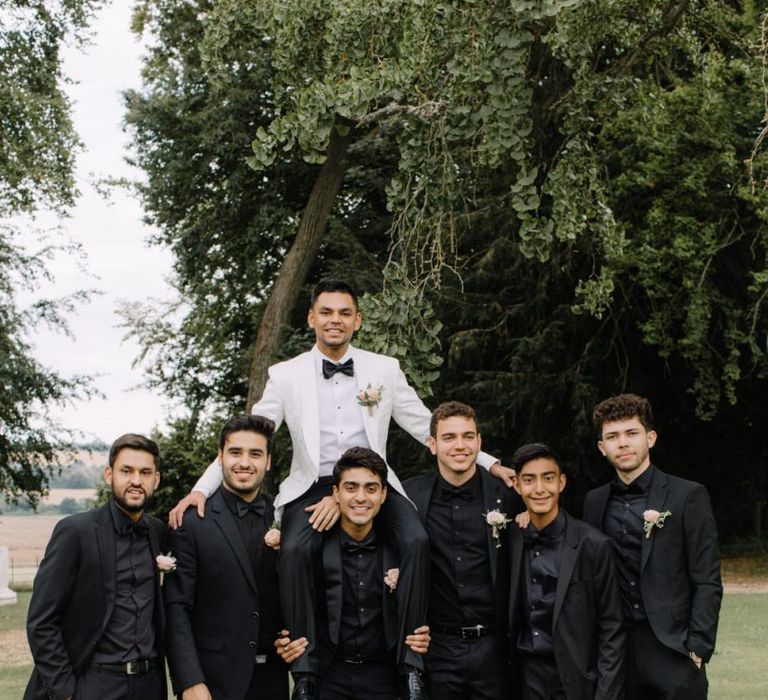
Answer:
[{"xmin": 194, "ymin": 345, "xmax": 498, "ymax": 519}]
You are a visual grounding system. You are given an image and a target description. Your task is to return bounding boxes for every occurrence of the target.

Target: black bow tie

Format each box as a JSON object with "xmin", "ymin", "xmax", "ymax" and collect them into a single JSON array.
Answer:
[
  {"xmin": 440, "ymin": 485, "xmax": 473, "ymax": 502},
  {"xmin": 236, "ymin": 499, "xmax": 265, "ymax": 519},
  {"xmin": 343, "ymin": 539, "xmax": 377, "ymax": 554},
  {"xmin": 322, "ymin": 358, "xmax": 354, "ymax": 379},
  {"xmin": 523, "ymin": 527, "xmax": 547, "ymax": 546},
  {"xmin": 120, "ymin": 520, "xmax": 149, "ymax": 537},
  {"xmin": 610, "ymin": 480, "xmax": 644, "ymax": 497}
]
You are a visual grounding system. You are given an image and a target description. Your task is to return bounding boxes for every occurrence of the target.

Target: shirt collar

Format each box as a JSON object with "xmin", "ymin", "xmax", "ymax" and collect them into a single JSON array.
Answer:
[
  {"xmin": 220, "ymin": 485, "xmax": 263, "ymax": 515},
  {"xmin": 312, "ymin": 343, "xmax": 355, "ymax": 373},
  {"xmin": 612, "ymin": 464, "xmax": 655, "ymax": 495},
  {"xmin": 109, "ymin": 498, "xmax": 148, "ymax": 536},
  {"xmin": 436, "ymin": 468, "xmax": 480, "ymax": 501}
]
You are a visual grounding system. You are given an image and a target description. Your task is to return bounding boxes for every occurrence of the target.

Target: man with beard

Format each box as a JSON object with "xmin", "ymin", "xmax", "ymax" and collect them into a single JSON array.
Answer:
[
  {"xmin": 25, "ymin": 434, "xmax": 167, "ymax": 700},
  {"xmin": 583, "ymin": 394, "xmax": 722, "ymax": 700},
  {"xmin": 165, "ymin": 415, "xmax": 289, "ymax": 700}
]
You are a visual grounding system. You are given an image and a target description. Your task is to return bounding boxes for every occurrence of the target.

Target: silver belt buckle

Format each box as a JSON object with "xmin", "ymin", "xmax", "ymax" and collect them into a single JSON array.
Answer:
[
  {"xmin": 254, "ymin": 654, "xmax": 268, "ymax": 665},
  {"xmin": 126, "ymin": 660, "xmax": 144, "ymax": 675}
]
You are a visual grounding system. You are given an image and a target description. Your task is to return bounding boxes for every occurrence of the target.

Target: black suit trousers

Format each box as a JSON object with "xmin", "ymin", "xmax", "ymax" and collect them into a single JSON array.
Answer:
[
  {"xmin": 73, "ymin": 664, "xmax": 164, "ymax": 700},
  {"xmin": 626, "ymin": 620, "xmax": 708, "ymax": 700},
  {"xmin": 426, "ymin": 632, "xmax": 505, "ymax": 700},
  {"xmin": 278, "ymin": 481, "xmax": 429, "ymax": 673}
]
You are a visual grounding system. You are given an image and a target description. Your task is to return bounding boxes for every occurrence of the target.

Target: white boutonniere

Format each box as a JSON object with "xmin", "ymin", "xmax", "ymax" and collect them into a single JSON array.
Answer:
[
  {"xmin": 484, "ymin": 506, "xmax": 511, "ymax": 547},
  {"xmin": 156, "ymin": 552, "xmax": 177, "ymax": 584},
  {"xmin": 642, "ymin": 509, "xmax": 672, "ymax": 539},
  {"xmin": 384, "ymin": 568, "xmax": 399, "ymax": 593},
  {"xmin": 265, "ymin": 521, "xmax": 282, "ymax": 550},
  {"xmin": 357, "ymin": 383, "xmax": 384, "ymax": 416}
]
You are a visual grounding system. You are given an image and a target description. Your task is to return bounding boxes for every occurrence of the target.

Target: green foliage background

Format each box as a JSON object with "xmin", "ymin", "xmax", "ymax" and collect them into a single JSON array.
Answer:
[{"xmin": 124, "ymin": 0, "xmax": 768, "ymax": 543}]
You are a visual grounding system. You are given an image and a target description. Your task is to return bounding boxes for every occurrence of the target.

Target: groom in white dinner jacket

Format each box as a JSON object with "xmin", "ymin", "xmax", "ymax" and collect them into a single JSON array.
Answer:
[{"xmin": 170, "ymin": 279, "xmax": 512, "ymax": 700}]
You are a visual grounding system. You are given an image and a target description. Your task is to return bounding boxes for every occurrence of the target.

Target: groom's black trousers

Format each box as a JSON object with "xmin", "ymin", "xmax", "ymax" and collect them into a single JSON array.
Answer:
[{"xmin": 278, "ymin": 477, "xmax": 429, "ymax": 674}]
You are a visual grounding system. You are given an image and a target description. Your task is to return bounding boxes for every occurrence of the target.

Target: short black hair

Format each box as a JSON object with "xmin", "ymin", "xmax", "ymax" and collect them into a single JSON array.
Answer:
[
  {"xmin": 109, "ymin": 433, "xmax": 160, "ymax": 469},
  {"xmin": 310, "ymin": 279, "xmax": 359, "ymax": 309},
  {"xmin": 592, "ymin": 393, "xmax": 654, "ymax": 437},
  {"xmin": 511, "ymin": 443, "xmax": 563, "ymax": 474},
  {"xmin": 218, "ymin": 414, "xmax": 275, "ymax": 454},
  {"xmin": 332, "ymin": 446, "xmax": 387, "ymax": 486}
]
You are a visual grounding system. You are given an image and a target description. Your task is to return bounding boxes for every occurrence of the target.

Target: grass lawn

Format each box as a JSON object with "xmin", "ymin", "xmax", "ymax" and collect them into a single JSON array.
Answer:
[
  {"xmin": 1, "ymin": 590, "xmax": 765, "ymax": 698},
  {"xmin": 708, "ymin": 592, "xmax": 768, "ymax": 699}
]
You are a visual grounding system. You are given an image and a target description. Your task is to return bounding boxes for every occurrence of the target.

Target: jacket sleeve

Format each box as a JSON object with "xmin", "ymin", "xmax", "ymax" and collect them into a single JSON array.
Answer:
[
  {"xmin": 193, "ymin": 369, "xmax": 286, "ymax": 495},
  {"xmin": 26, "ymin": 519, "xmax": 80, "ymax": 700},
  {"xmin": 164, "ymin": 518, "xmax": 206, "ymax": 693},
  {"xmin": 389, "ymin": 358, "xmax": 499, "ymax": 468},
  {"xmin": 683, "ymin": 484, "xmax": 723, "ymax": 661},
  {"xmin": 592, "ymin": 537, "xmax": 626, "ymax": 700}
]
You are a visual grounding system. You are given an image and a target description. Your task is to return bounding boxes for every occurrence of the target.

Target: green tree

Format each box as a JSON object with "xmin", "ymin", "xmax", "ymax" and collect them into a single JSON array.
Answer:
[
  {"xmin": 0, "ymin": 0, "xmax": 101, "ymax": 503},
  {"xmin": 127, "ymin": 1, "xmax": 768, "ymax": 540}
]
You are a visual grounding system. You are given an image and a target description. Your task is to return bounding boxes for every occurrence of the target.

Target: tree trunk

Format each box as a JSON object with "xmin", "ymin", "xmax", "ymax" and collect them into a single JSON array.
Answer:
[{"xmin": 246, "ymin": 128, "xmax": 352, "ymax": 409}]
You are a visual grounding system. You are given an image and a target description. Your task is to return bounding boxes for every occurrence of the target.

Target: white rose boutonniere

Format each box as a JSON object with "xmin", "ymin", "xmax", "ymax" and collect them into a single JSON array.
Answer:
[
  {"xmin": 642, "ymin": 509, "xmax": 672, "ymax": 539},
  {"xmin": 357, "ymin": 383, "xmax": 384, "ymax": 416},
  {"xmin": 484, "ymin": 509, "xmax": 511, "ymax": 547},
  {"xmin": 384, "ymin": 568, "xmax": 399, "ymax": 593},
  {"xmin": 156, "ymin": 552, "xmax": 177, "ymax": 584}
]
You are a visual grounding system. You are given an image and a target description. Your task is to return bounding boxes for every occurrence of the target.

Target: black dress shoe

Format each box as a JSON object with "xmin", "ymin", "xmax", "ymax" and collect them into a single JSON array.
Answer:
[
  {"xmin": 401, "ymin": 668, "xmax": 429, "ymax": 700},
  {"xmin": 292, "ymin": 673, "xmax": 317, "ymax": 700}
]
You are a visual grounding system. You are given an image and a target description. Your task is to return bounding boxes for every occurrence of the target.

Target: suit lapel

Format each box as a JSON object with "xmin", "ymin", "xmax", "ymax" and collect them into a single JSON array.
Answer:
[
  {"xmin": 410, "ymin": 474, "xmax": 437, "ymax": 525},
  {"xmin": 94, "ymin": 503, "xmax": 117, "ymax": 632},
  {"xmin": 479, "ymin": 469, "xmax": 502, "ymax": 588},
  {"xmin": 209, "ymin": 491, "xmax": 259, "ymax": 594},
  {"xmin": 642, "ymin": 468, "xmax": 669, "ymax": 572},
  {"xmin": 351, "ymin": 347, "xmax": 384, "ymax": 452},
  {"xmin": 381, "ymin": 541, "xmax": 398, "ymax": 650},
  {"xmin": 300, "ymin": 351, "xmax": 321, "ymax": 469},
  {"xmin": 508, "ymin": 526, "xmax": 525, "ymax": 634},
  {"xmin": 322, "ymin": 528, "xmax": 344, "ymax": 646},
  {"xmin": 147, "ymin": 519, "xmax": 166, "ymax": 646},
  {"xmin": 553, "ymin": 512, "xmax": 579, "ymax": 630},
  {"xmin": 589, "ymin": 485, "xmax": 611, "ymax": 529}
]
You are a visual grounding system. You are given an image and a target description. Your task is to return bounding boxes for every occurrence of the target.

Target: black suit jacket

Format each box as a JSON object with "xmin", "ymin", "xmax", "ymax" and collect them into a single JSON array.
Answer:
[
  {"xmin": 24, "ymin": 502, "xmax": 167, "ymax": 700},
  {"xmin": 164, "ymin": 488, "xmax": 280, "ymax": 700},
  {"xmin": 583, "ymin": 466, "xmax": 722, "ymax": 662},
  {"xmin": 314, "ymin": 525, "xmax": 399, "ymax": 671},
  {"xmin": 404, "ymin": 467, "xmax": 522, "ymax": 612},
  {"xmin": 508, "ymin": 511, "xmax": 625, "ymax": 700}
]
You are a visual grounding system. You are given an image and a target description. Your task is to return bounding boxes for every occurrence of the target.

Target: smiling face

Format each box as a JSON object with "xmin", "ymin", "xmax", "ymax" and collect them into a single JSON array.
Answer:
[
  {"xmin": 307, "ymin": 291, "xmax": 362, "ymax": 360},
  {"xmin": 333, "ymin": 466, "xmax": 387, "ymax": 539},
  {"xmin": 428, "ymin": 415, "xmax": 481, "ymax": 486},
  {"xmin": 105, "ymin": 448, "xmax": 160, "ymax": 520},
  {"xmin": 598, "ymin": 416, "xmax": 657, "ymax": 484},
  {"xmin": 513, "ymin": 457, "xmax": 565, "ymax": 529},
  {"xmin": 219, "ymin": 430, "xmax": 271, "ymax": 501}
]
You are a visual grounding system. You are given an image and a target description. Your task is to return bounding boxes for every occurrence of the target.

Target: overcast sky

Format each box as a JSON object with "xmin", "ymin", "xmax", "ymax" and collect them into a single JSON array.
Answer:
[{"xmin": 19, "ymin": 4, "xmax": 178, "ymax": 444}]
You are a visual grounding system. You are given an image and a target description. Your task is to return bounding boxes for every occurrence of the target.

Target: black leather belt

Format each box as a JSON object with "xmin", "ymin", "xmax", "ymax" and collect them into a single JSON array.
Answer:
[
  {"xmin": 337, "ymin": 652, "xmax": 389, "ymax": 665},
  {"xmin": 434, "ymin": 624, "xmax": 496, "ymax": 639},
  {"xmin": 94, "ymin": 658, "xmax": 158, "ymax": 675}
]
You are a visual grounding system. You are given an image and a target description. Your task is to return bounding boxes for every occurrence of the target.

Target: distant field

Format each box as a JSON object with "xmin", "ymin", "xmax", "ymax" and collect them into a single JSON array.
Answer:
[
  {"xmin": 0, "ymin": 515, "xmax": 65, "ymax": 585},
  {"xmin": 39, "ymin": 488, "xmax": 97, "ymax": 506}
]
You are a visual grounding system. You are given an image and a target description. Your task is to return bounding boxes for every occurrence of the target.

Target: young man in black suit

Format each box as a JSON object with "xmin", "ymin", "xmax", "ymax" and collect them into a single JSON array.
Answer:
[
  {"xmin": 583, "ymin": 394, "xmax": 722, "ymax": 699},
  {"xmin": 276, "ymin": 446, "xmax": 430, "ymax": 699},
  {"xmin": 164, "ymin": 414, "xmax": 288, "ymax": 700},
  {"xmin": 403, "ymin": 401, "xmax": 522, "ymax": 699},
  {"xmin": 25, "ymin": 433, "xmax": 167, "ymax": 700},
  {"xmin": 509, "ymin": 443, "xmax": 625, "ymax": 700}
]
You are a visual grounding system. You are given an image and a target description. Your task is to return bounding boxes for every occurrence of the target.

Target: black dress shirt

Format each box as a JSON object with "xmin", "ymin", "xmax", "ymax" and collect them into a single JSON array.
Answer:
[
  {"xmin": 338, "ymin": 529, "xmax": 388, "ymax": 659},
  {"xmin": 602, "ymin": 466, "xmax": 655, "ymax": 622},
  {"xmin": 221, "ymin": 487, "xmax": 282, "ymax": 652},
  {"xmin": 426, "ymin": 471, "xmax": 495, "ymax": 628},
  {"xmin": 92, "ymin": 500, "xmax": 157, "ymax": 662},
  {"xmin": 517, "ymin": 510, "xmax": 566, "ymax": 655}
]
